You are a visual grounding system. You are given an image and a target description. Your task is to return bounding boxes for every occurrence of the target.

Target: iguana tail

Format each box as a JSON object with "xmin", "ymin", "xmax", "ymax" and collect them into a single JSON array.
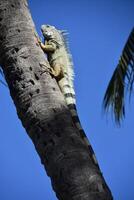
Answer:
[{"xmin": 58, "ymin": 77, "xmax": 99, "ymax": 166}]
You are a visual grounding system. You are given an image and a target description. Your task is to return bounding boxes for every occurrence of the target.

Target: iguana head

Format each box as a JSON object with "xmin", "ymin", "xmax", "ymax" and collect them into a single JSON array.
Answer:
[
  {"xmin": 41, "ymin": 24, "xmax": 67, "ymax": 46},
  {"xmin": 41, "ymin": 25, "xmax": 57, "ymax": 39}
]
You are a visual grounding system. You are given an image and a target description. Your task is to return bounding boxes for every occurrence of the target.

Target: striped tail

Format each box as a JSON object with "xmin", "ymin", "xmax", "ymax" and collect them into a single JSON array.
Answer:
[{"xmin": 58, "ymin": 77, "xmax": 99, "ymax": 166}]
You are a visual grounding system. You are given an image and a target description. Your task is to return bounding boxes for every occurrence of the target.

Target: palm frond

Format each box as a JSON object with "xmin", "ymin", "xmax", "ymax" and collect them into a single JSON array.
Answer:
[
  {"xmin": 103, "ymin": 28, "xmax": 134, "ymax": 124},
  {"xmin": 0, "ymin": 79, "xmax": 7, "ymax": 87},
  {"xmin": 0, "ymin": 67, "xmax": 7, "ymax": 87},
  {"xmin": 0, "ymin": 67, "xmax": 3, "ymax": 76}
]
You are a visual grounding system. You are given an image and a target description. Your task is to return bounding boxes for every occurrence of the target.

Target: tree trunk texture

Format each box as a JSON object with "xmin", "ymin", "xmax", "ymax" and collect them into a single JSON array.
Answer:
[{"xmin": 0, "ymin": 0, "xmax": 113, "ymax": 200}]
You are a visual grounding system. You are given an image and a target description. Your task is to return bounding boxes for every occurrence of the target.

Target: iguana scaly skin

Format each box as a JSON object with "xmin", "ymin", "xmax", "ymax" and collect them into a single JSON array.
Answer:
[{"xmin": 38, "ymin": 24, "xmax": 98, "ymax": 166}]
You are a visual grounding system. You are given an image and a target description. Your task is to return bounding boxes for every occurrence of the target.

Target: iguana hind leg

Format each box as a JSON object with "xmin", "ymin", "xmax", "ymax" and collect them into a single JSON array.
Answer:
[{"xmin": 50, "ymin": 64, "xmax": 64, "ymax": 81}]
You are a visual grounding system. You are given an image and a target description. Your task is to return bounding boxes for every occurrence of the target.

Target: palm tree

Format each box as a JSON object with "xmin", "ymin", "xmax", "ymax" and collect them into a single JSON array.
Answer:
[
  {"xmin": 0, "ymin": 0, "xmax": 113, "ymax": 199},
  {"xmin": 103, "ymin": 28, "xmax": 134, "ymax": 124}
]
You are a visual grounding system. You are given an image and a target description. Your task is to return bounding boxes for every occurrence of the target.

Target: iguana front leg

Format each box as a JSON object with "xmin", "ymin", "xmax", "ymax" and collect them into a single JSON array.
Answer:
[
  {"xmin": 39, "ymin": 42, "xmax": 56, "ymax": 52},
  {"xmin": 37, "ymin": 38, "xmax": 56, "ymax": 52}
]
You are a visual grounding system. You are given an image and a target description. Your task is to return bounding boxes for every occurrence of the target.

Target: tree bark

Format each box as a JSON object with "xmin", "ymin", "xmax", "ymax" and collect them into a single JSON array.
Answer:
[{"xmin": 0, "ymin": 0, "xmax": 113, "ymax": 199}]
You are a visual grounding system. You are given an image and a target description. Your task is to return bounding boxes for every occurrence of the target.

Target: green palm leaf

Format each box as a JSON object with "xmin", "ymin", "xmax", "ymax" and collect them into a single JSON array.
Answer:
[
  {"xmin": 103, "ymin": 28, "xmax": 134, "ymax": 124},
  {"xmin": 0, "ymin": 67, "xmax": 7, "ymax": 87}
]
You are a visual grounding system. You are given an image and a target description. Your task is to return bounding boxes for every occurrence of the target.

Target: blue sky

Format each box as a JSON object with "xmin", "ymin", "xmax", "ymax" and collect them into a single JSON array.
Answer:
[{"xmin": 0, "ymin": 0, "xmax": 134, "ymax": 200}]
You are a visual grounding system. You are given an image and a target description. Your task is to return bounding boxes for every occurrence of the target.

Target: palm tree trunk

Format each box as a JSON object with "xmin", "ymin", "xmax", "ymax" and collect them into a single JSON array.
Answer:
[{"xmin": 0, "ymin": 0, "xmax": 113, "ymax": 199}]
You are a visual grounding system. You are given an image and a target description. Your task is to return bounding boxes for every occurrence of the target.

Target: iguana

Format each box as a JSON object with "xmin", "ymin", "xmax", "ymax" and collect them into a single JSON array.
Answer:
[{"xmin": 37, "ymin": 24, "xmax": 98, "ymax": 166}]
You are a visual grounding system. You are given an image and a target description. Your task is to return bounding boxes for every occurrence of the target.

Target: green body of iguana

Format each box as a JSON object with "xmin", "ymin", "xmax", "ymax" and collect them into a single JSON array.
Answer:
[{"xmin": 38, "ymin": 24, "xmax": 98, "ymax": 166}]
